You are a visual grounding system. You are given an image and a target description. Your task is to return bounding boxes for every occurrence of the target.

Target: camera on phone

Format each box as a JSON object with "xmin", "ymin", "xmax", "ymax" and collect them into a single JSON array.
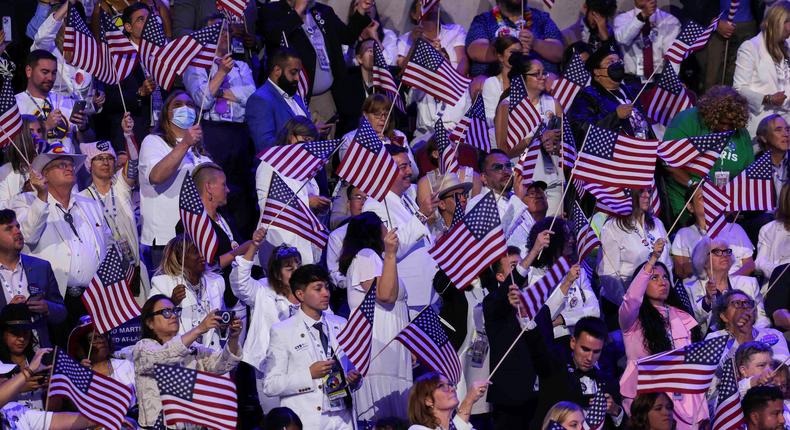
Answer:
[{"xmin": 215, "ymin": 310, "xmax": 235, "ymax": 327}]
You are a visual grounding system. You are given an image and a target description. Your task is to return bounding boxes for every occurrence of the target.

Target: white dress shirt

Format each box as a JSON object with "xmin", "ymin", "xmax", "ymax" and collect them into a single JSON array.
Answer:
[
  {"xmin": 671, "ymin": 223, "xmax": 753, "ymax": 276},
  {"xmin": 267, "ymin": 78, "xmax": 307, "ymax": 117},
  {"xmin": 613, "ymin": 8, "xmax": 681, "ymax": 78},
  {"xmin": 14, "ymin": 92, "xmax": 76, "ymax": 152},
  {"xmin": 0, "ymin": 165, "xmax": 28, "ymax": 210},
  {"xmin": 183, "ymin": 62, "xmax": 256, "ymax": 123},
  {"xmin": 0, "ymin": 258, "xmax": 27, "ymax": 304},
  {"xmin": 755, "ymin": 220, "xmax": 790, "ymax": 280},
  {"xmin": 538, "ymin": 266, "xmax": 600, "ymax": 338}
]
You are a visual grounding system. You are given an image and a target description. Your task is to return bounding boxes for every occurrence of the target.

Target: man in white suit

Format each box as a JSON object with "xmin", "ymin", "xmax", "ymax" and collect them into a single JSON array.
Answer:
[
  {"xmin": 10, "ymin": 146, "xmax": 110, "ymax": 328},
  {"xmin": 263, "ymin": 265, "xmax": 361, "ymax": 430},
  {"xmin": 362, "ymin": 145, "xmax": 438, "ymax": 316}
]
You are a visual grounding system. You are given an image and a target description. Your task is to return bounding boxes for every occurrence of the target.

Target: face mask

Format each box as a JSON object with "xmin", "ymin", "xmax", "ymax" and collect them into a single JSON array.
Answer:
[
  {"xmin": 171, "ymin": 106, "xmax": 196, "ymax": 129},
  {"xmin": 607, "ymin": 62, "xmax": 625, "ymax": 82},
  {"xmin": 277, "ymin": 74, "xmax": 299, "ymax": 97}
]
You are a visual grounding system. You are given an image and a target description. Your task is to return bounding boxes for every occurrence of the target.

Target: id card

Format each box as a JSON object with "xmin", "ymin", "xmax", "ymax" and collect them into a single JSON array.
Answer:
[
  {"xmin": 323, "ymin": 369, "xmax": 348, "ymax": 401},
  {"xmin": 714, "ymin": 171, "xmax": 730, "ymax": 188}
]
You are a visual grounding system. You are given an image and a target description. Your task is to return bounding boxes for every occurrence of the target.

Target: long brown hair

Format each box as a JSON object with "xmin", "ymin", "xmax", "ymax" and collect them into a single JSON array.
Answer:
[
  {"xmin": 7, "ymin": 115, "xmax": 43, "ymax": 174},
  {"xmin": 776, "ymin": 184, "xmax": 790, "ymax": 231},
  {"xmin": 628, "ymin": 393, "xmax": 673, "ymax": 430},
  {"xmin": 762, "ymin": 2, "xmax": 790, "ymax": 64},
  {"xmin": 613, "ymin": 188, "xmax": 656, "ymax": 233},
  {"xmin": 407, "ymin": 372, "xmax": 443, "ymax": 428}
]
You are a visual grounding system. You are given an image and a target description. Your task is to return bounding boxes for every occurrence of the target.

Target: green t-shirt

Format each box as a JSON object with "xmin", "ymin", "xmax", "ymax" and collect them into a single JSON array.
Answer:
[{"xmin": 662, "ymin": 108, "xmax": 754, "ymax": 223}]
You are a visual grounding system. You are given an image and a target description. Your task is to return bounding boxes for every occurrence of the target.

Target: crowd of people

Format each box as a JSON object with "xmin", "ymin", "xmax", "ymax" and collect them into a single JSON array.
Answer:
[{"xmin": 0, "ymin": 0, "xmax": 787, "ymax": 429}]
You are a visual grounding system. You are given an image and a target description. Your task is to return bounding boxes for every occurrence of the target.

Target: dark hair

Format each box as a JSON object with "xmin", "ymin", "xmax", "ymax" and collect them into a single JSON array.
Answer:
[
  {"xmin": 121, "ymin": 3, "xmax": 151, "ymax": 25},
  {"xmin": 489, "ymin": 246, "xmax": 522, "ymax": 275},
  {"xmin": 339, "ymin": 212, "xmax": 384, "ymax": 276},
  {"xmin": 27, "ymin": 50, "xmax": 57, "ymax": 69},
  {"xmin": 274, "ymin": 116, "xmax": 319, "ymax": 147},
  {"xmin": 268, "ymin": 47, "xmax": 302, "ymax": 76},
  {"xmin": 267, "ymin": 245, "xmax": 302, "ymax": 297},
  {"xmin": 8, "ymin": 115, "xmax": 42, "ymax": 174},
  {"xmin": 0, "ymin": 210, "xmax": 16, "ymax": 226},
  {"xmin": 735, "ymin": 341, "xmax": 773, "ymax": 370},
  {"xmin": 290, "ymin": 264, "xmax": 330, "ymax": 295},
  {"xmin": 345, "ymin": 184, "xmax": 361, "ymax": 200},
  {"xmin": 507, "ymin": 52, "xmax": 539, "ymax": 80},
  {"xmin": 0, "ymin": 325, "xmax": 36, "ymax": 366},
  {"xmin": 613, "ymin": 189, "xmax": 656, "ymax": 233},
  {"xmin": 374, "ymin": 417, "xmax": 409, "ymax": 430},
  {"xmin": 480, "ymin": 149, "xmax": 509, "ymax": 171},
  {"xmin": 628, "ymin": 393, "xmax": 673, "ymax": 430},
  {"xmin": 711, "ymin": 289, "xmax": 756, "ymax": 331},
  {"xmin": 262, "ymin": 407, "xmax": 303, "ymax": 430},
  {"xmin": 192, "ymin": 162, "xmax": 223, "ymax": 192},
  {"xmin": 385, "ymin": 144, "xmax": 408, "ymax": 156},
  {"xmin": 742, "ymin": 386, "xmax": 784, "ymax": 418},
  {"xmin": 140, "ymin": 294, "xmax": 172, "ymax": 343},
  {"xmin": 526, "ymin": 217, "xmax": 572, "ymax": 268},
  {"xmin": 75, "ymin": 331, "xmax": 111, "ymax": 361},
  {"xmin": 155, "ymin": 91, "xmax": 202, "ymax": 150},
  {"xmin": 573, "ymin": 316, "xmax": 608, "ymax": 341},
  {"xmin": 585, "ymin": 0, "xmax": 617, "ymax": 18},
  {"xmin": 561, "ymin": 41, "xmax": 591, "ymax": 71},
  {"xmin": 629, "ymin": 261, "xmax": 699, "ymax": 354}
]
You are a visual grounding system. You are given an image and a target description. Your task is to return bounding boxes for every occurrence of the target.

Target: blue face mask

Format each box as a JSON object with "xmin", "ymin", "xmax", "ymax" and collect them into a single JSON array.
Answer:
[{"xmin": 171, "ymin": 106, "xmax": 196, "ymax": 129}]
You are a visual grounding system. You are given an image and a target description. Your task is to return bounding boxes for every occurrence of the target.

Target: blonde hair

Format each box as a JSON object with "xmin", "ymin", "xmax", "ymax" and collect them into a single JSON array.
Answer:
[
  {"xmin": 156, "ymin": 235, "xmax": 201, "ymax": 280},
  {"xmin": 762, "ymin": 1, "xmax": 790, "ymax": 63},
  {"xmin": 542, "ymin": 401, "xmax": 584, "ymax": 430}
]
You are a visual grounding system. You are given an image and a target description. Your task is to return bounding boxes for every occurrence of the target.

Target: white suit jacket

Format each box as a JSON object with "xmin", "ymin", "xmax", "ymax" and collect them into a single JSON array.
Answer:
[
  {"xmin": 11, "ymin": 192, "xmax": 109, "ymax": 295},
  {"xmin": 263, "ymin": 311, "xmax": 357, "ymax": 430},
  {"xmin": 362, "ymin": 189, "xmax": 438, "ymax": 308},
  {"xmin": 733, "ymin": 33, "xmax": 790, "ymax": 134}
]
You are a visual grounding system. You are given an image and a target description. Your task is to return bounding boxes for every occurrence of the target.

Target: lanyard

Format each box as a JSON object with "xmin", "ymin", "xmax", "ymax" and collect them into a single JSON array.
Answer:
[
  {"xmin": 24, "ymin": 91, "xmax": 52, "ymax": 117},
  {"xmin": 182, "ymin": 277, "xmax": 209, "ymax": 316},
  {"xmin": 0, "ymin": 262, "xmax": 24, "ymax": 299},
  {"xmin": 86, "ymin": 185, "xmax": 124, "ymax": 242}
]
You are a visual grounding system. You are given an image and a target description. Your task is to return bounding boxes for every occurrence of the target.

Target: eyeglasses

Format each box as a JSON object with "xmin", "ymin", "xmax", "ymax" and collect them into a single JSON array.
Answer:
[
  {"xmin": 436, "ymin": 382, "xmax": 457, "ymax": 392},
  {"xmin": 728, "ymin": 299, "xmax": 755, "ymax": 310},
  {"xmin": 488, "ymin": 162, "xmax": 514, "ymax": 172},
  {"xmin": 710, "ymin": 248, "xmax": 734, "ymax": 256},
  {"xmin": 47, "ymin": 161, "xmax": 74, "ymax": 171},
  {"xmin": 92, "ymin": 155, "xmax": 115, "ymax": 164},
  {"xmin": 349, "ymin": 194, "xmax": 368, "ymax": 202},
  {"xmin": 442, "ymin": 191, "xmax": 468, "ymax": 200},
  {"xmin": 151, "ymin": 307, "xmax": 182, "ymax": 319},
  {"xmin": 526, "ymin": 71, "xmax": 548, "ymax": 78},
  {"xmin": 367, "ymin": 111, "xmax": 388, "ymax": 120}
]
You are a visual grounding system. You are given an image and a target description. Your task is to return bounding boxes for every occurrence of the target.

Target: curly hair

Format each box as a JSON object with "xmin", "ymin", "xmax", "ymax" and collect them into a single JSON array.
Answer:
[{"xmin": 697, "ymin": 86, "xmax": 749, "ymax": 131}]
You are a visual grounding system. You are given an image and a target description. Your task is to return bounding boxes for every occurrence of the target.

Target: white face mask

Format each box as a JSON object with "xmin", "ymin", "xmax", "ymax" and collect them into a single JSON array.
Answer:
[{"xmin": 170, "ymin": 106, "xmax": 196, "ymax": 129}]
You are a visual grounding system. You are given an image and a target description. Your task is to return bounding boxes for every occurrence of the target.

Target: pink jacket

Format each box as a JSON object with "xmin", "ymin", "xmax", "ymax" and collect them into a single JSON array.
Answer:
[{"xmin": 619, "ymin": 267, "xmax": 706, "ymax": 429}]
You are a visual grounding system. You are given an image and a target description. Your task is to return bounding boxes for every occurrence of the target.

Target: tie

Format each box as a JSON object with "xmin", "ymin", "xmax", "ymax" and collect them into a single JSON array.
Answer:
[
  {"xmin": 641, "ymin": 21, "xmax": 654, "ymax": 79},
  {"xmin": 313, "ymin": 321, "xmax": 330, "ymax": 356}
]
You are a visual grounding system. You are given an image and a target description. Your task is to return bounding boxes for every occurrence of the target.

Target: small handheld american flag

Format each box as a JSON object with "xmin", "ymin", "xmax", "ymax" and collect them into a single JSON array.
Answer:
[
  {"xmin": 636, "ymin": 334, "xmax": 729, "ymax": 394},
  {"xmin": 573, "ymin": 179, "xmax": 632, "ymax": 216},
  {"xmin": 154, "ymin": 364, "xmax": 238, "ymax": 430},
  {"xmin": 665, "ymin": 20, "xmax": 717, "ymax": 65},
  {"xmin": 518, "ymin": 256, "xmax": 572, "ymax": 320},
  {"xmin": 701, "ymin": 179, "xmax": 730, "ymax": 240},
  {"xmin": 82, "ymin": 245, "xmax": 141, "ymax": 334},
  {"xmin": 99, "ymin": 9, "xmax": 137, "ymax": 82},
  {"xmin": 63, "ymin": 5, "xmax": 117, "ymax": 84},
  {"xmin": 570, "ymin": 203, "xmax": 601, "ymax": 262},
  {"xmin": 0, "ymin": 77, "xmax": 22, "ymax": 147},
  {"xmin": 217, "ymin": 0, "xmax": 249, "ymax": 19},
  {"xmin": 429, "ymin": 191, "xmax": 507, "ymax": 290},
  {"xmin": 726, "ymin": 152, "xmax": 777, "ymax": 212},
  {"xmin": 658, "ymin": 131, "xmax": 733, "ymax": 177},
  {"xmin": 582, "ymin": 388, "xmax": 608, "ymax": 430},
  {"xmin": 179, "ymin": 174, "xmax": 219, "ymax": 263},
  {"xmin": 435, "ymin": 118, "xmax": 459, "ymax": 175},
  {"xmin": 507, "ymin": 75, "xmax": 542, "ymax": 150},
  {"xmin": 49, "ymin": 349, "xmax": 134, "ymax": 430},
  {"xmin": 712, "ymin": 358, "xmax": 745, "ymax": 430},
  {"xmin": 552, "ymin": 53, "xmax": 590, "ymax": 112},
  {"xmin": 449, "ymin": 95, "xmax": 491, "ymax": 152},
  {"xmin": 257, "ymin": 138, "xmax": 341, "ymax": 182},
  {"xmin": 150, "ymin": 22, "xmax": 222, "ymax": 90},
  {"xmin": 139, "ymin": 9, "xmax": 168, "ymax": 75},
  {"xmin": 574, "ymin": 125, "xmax": 658, "ymax": 189},
  {"xmin": 402, "ymin": 38, "xmax": 471, "ymax": 105},
  {"xmin": 395, "ymin": 306, "xmax": 462, "ymax": 384},
  {"xmin": 336, "ymin": 117, "xmax": 400, "ymax": 202},
  {"xmin": 261, "ymin": 172, "xmax": 328, "ymax": 247},
  {"xmin": 643, "ymin": 61, "xmax": 692, "ymax": 126},
  {"xmin": 336, "ymin": 280, "xmax": 377, "ymax": 376},
  {"xmin": 515, "ymin": 124, "xmax": 544, "ymax": 186},
  {"xmin": 372, "ymin": 43, "xmax": 404, "ymax": 112}
]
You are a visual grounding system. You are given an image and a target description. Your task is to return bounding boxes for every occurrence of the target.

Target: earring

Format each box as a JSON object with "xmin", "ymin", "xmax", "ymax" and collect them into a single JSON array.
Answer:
[{"xmin": 208, "ymin": 194, "xmax": 213, "ymax": 202}]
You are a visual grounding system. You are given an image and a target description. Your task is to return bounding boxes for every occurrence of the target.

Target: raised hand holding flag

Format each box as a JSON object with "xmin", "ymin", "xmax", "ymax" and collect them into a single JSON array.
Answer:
[
  {"xmin": 450, "ymin": 95, "xmax": 491, "ymax": 152},
  {"xmin": 402, "ymin": 38, "xmax": 471, "ymax": 105},
  {"xmin": 336, "ymin": 116, "xmax": 400, "ymax": 202}
]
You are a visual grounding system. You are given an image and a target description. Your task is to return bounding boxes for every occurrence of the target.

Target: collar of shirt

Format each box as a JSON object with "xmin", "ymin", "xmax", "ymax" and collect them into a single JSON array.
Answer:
[
  {"xmin": 297, "ymin": 307, "xmax": 323, "ymax": 327},
  {"xmin": 48, "ymin": 192, "xmax": 78, "ymax": 211},
  {"xmin": 0, "ymin": 257, "xmax": 22, "ymax": 273}
]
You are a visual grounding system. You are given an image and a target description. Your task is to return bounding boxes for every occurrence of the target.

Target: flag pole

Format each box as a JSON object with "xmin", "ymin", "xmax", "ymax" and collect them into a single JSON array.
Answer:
[
  {"xmin": 721, "ymin": 40, "xmax": 730, "ymax": 85},
  {"xmin": 382, "ymin": 82, "xmax": 403, "ymax": 132},
  {"xmin": 633, "ymin": 67, "xmax": 659, "ymax": 102},
  {"xmin": 573, "ymin": 200, "xmax": 622, "ymax": 280},
  {"xmin": 44, "ymin": 347, "xmax": 59, "ymax": 412},
  {"xmin": 85, "ymin": 327, "xmax": 97, "ymax": 362},
  {"xmin": 764, "ymin": 263, "xmax": 790, "ymax": 296},
  {"xmin": 666, "ymin": 179, "xmax": 705, "ymax": 235},
  {"xmin": 197, "ymin": 20, "xmax": 227, "ymax": 125},
  {"xmin": 488, "ymin": 327, "xmax": 527, "ymax": 380},
  {"xmin": 537, "ymin": 124, "xmax": 592, "ymax": 259},
  {"xmin": 117, "ymin": 82, "xmax": 127, "ymax": 114}
]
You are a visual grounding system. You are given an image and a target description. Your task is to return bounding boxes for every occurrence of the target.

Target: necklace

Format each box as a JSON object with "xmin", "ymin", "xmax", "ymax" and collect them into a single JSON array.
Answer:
[{"xmin": 492, "ymin": 5, "xmax": 533, "ymax": 38}]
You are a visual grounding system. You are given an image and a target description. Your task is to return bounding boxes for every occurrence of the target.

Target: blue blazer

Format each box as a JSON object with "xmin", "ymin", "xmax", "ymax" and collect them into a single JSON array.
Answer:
[
  {"xmin": 0, "ymin": 255, "xmax": 66, "ymax": 348},
  {"xmin": 246, "ymin": 80, "xmax": 311, "ymax": 154}
]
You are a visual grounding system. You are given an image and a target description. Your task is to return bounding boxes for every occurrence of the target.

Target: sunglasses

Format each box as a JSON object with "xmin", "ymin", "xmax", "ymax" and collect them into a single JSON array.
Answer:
[
  {"xmin": 710, "ymin": 248, "xmax": 733, "ymax": 257},
  {"xmin": 488, "ymin": 162, "xmax": 514, "ymax": 172},
  {"xmin": 151, "ymin": 307, "xmax": 182, "ymax": 319}
]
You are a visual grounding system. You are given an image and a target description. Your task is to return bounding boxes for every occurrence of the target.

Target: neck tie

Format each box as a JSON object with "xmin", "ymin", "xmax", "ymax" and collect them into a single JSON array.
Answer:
[
  {"xmin": 641, "ymin": 21, "xmax": 654, "ymax": 79},
  {"xmin": 313, "ymin": 321, "xmax": 330, "ymax": 356}
]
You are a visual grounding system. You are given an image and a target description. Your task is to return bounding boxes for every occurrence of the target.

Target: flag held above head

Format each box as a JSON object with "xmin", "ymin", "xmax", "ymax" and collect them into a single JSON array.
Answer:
[
  {"xmin": 336, "ymin": 116, "xmax": 400, "ymax": 202},
  {"xmin": 179, "ymin": 174, "xmax": 219, "ymax": 263},
  {"xmin": 395, "ymin": 306, "xmax": 462, "ymax": 384},
  {"xmin": 401, "ymin": 38, "xmax": 471, "ymax": 106},
  {"xmin": 0, "ymin": 77, "xmax": 21, "ymax": 148},
  {"xmin": 148, "ymin": 21, "xmax": 223, "ymax": 90}
]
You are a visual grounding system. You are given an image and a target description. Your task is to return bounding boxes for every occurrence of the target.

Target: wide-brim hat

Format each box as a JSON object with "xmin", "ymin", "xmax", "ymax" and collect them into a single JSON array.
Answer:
[
  {"xmin": 436, "ymin": 173, "xmax": 473, "ymax": 199},
  {"xmin": 67, "ymin": 318, "xmax": 96, "ymax": 359},
  {"xmin": 30, "ymin": 143, "xmax": 87, "ymax": 174},
  {"xmin": 0, "ymin": 304, "xmax": 36, "ymax": 331}
]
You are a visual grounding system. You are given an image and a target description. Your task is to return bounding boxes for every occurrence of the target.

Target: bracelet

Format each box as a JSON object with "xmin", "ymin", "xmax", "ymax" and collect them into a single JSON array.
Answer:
[{"xmin": 20, "ymin": 367, "xmax": 33, "ymax": 380}]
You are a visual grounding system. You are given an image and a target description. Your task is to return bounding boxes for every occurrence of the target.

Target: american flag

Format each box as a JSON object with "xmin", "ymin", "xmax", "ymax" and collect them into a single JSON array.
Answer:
[
  {"xmin": 726, "ymin": 152, "xmax": 777, "ymax": 212},
  {"xmin": 644, "ymin": 61, "xmax": 692, "ymax": 126},
  {"xmin": 217, "ymin": 0, "xmax": 248, "ymax": 19},
  {"xmin": 583, "ymin": 388, "xmax": 608, "ymax": 430},
  {"xmin": 402, "ymin": 38, "xmax": 471, "ymax": 105},
  {"xmin": 449, "ymin": 95, "xmax": 491, "ymax": 152},
  {"xmin": 547, "ymin": 421, "xmax": 566, "ymax": 430},
  {"xmin": 435, "ymin": 118, "xmax": 459, "ymax": 175},
  {"xmin": 0, "ymin": 77, "xmax": 21, "ymax": 147},
  {"xmin": 395, "ymin": 307, "xmax": 462, "ymax": 384},
  {"xmin": 543, "ymin": 0, "xmax": 556, "ymax": 9},
  {"xmin": 261, "ymin": 172, "xmax": 328, "ymax": 247},
  {"xmin": 658, "ymin": 131, "xmax": 733, "ymax": 177},
  {"xmin": 518, "ymin": 256, "xmax": 572, "ymax": 320},
  {"xmin": 429, "ymin": 192, "xmax": 507, "ymax": 289},
  {"xmin": 63, "ymin": 4, "xmax": 117, "ymax": 84},
  {"xmin": 420, "ymin": 0, "xmax": 440, "ymax": 17},
  {"xmin": 665, "ymin": 20, "xmax": 717, "ymax": 65},
  {"xmin": 49, "ymin": 349, "xmax": 134, "ymax": 430},
  {"xmin": 99, "ymin": 9, "xmax": 137, "ymax": 82},
  {"xmin": 336, "ymin": 117, "xmax": 400, "ymax": 201},
  {"xmin": 515, "ymin": 125, "xmax": 544, "ymax": 186},
  {"xmin": 574, "ymin": 179, "xmax": 632, "ymax": 216},
  {"xmin": 154, "ymin": 364, "xmax": 237, "ymax": 430},
  {"xmin": 139, "ymin": 10, "xmax": 168, "ymax": 76},
  {"xmin": 571, "ymin": 203, "xmax": 601, "ymax": 261},
  {"xmin": 336, "ymin": 280, "xmax": 377, "ymax": 376},
  {"xmin": 372, "ymin": 43, "xmax": 404, "ymax": 112},
  {"xmin": 561, "ymin": 117, "xmax": 577, "ymax": 169},
  {"xmin": 574, "ymin": 125, "xmax": 658, "ymax": 188},
  {"xmin": 701, "ymin": 179, "xmax": 730, "ymax": 239},
  {"xmin": 507, "ymin": 75, "xmax": 542, "ymax": 150},
  {"xmin": 150, "ymin": 22, "xmax": 222, "ymax": 90},
  {"xmin": 179, "ymin": 174, "xmax": 219, "ymax": 263},
  {"xmin": 636, "ymin": 334, "xmax": 729, "ymax": 394},
  {"xmin": 450, "ymin": 193, "xmax": 464, "ymax": 227},
  {"xmin": 726, "ymin": 0, "xmax": 740, "ymax": 21},
  {"xmin": 673, "ymin": 277, "xmax": 695, "ymax": 317},
  {"xmin": 712, "ymin": 358, "xmax": 745, "ymax": 430},
  {"xmin": 82, "ymin": 245, "xmax": 141, "ymax": 334},
  {"xmin": 257, "ymin": 139, "xmax": 341, "ymax": 182},
  {"xmin": 552, "ymin": 53, "xmax": 590, "ymax": 112}
]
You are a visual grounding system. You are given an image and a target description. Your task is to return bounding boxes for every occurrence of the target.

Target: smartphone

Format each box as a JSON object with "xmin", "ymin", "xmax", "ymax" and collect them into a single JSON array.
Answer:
[
  {"xmin": 1, "ymin": 17, "xmax": 10, "ymax": 43},
  {"xmin": 72, "ymin": 100, "xmax": 88, "ymax": 117},
  {"xmin": 41, "ymin": 351, "xmax": 53, "ymax": 367}
]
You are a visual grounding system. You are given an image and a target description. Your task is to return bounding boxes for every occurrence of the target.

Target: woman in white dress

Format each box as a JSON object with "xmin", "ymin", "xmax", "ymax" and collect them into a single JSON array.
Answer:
[
  {"xmin": 338, "ymin": 212, "xmax": 408, "ymax": 423},
  {"xmin": 230, "ymin": 230, "xmax": 302, "ymax": 413},
  {"xmin": 756, "ymin": 184, "xmax": 790, "ymax": 280}
]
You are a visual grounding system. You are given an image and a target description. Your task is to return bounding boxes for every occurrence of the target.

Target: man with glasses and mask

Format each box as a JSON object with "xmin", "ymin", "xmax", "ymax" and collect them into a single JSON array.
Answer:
[
  {"xmin": 362, "ymin": 145, "xmax": 439, "ymax": 317},
  {"xmin": 568, "ymin": 44, "xmax": 655, "ymax": 140},
  {"xmin": 10, "ymin": 146, "xmax": 111, "ymax": 330}
]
